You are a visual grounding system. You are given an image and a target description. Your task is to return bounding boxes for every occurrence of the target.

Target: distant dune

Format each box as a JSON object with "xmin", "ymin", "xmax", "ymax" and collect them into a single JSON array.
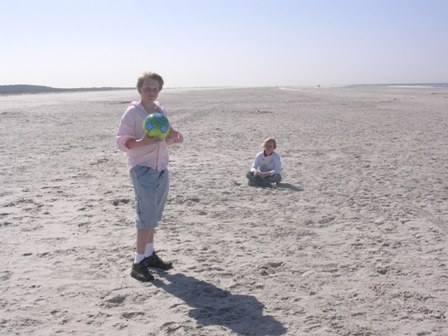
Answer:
[{"xmin": 0, "ymin": 84, "xmax": 132, "ymax": 95}]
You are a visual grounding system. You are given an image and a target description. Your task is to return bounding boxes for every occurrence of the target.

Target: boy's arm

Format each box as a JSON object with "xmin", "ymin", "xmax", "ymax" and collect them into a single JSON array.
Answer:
[
  {"xmin": 165, "ymin": 127, "xmax": 183, "ymax": 145},
  {"xmin": 250, "ymin": 154, "xmax": 262, "ymax": 172},
  {"xmin": 272, "ymin": 153, "xmax": 282, "ymax": 175},
  {"xmin": 125, "ymin": 136, "xmax": 161, "ymax": 149}
]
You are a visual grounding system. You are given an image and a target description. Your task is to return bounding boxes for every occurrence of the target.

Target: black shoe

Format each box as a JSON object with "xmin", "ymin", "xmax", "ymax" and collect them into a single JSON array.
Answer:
[
  {"xmin": 144, "ymin": 251, "xmax": 173, "ymax": 270},
  {"xmin": 130, "ymin": 261, "xmax": 154, "ymax": 282}
]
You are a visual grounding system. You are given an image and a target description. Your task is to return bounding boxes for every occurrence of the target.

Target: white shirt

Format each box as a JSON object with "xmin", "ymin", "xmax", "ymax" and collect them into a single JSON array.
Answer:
[{"xmin": 250, "ymin": 151, "xmax": 282, "ymax": 175}]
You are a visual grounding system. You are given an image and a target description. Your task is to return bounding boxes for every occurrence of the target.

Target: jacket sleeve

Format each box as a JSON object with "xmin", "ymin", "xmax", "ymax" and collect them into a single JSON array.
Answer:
[
  {"xmin": 250, "ymin": 153, "xmax": 262, "ymax": 172},
  {"xmin": 272, "ymin": 153, "xmax": 282, "ymax": 175},
  {"xmin": 116, "ymin": 109, "xmax": 137, "ymax": 152}
]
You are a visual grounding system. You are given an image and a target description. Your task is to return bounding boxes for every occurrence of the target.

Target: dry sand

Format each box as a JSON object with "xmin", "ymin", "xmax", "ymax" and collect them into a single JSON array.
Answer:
[{"xmin": 1, "ymin": 86, "xmax": 447, "ymax": 335}]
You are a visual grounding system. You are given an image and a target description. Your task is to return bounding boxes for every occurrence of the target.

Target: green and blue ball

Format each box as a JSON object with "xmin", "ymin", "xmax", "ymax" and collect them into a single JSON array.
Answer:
[{"xmin": 142, "ymin": 112, "xmax": 170, "ymax": 140}]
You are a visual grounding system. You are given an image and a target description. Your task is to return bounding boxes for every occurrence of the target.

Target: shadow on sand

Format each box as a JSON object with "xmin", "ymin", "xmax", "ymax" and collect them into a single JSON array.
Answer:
[
  {"xmin": 276, "ymin": 182, "xmax": 303, "ymax": 191},
  {"xmin": 249, "ymin": 182, "xmax": 303, "ymax": 192},
  {"xmin": 152, "ymin": 273, "xmax": 287, "ymax": 335}
]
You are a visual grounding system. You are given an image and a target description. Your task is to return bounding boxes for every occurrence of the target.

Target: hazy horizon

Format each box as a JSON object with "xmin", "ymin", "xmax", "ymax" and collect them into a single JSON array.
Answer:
[
  {"xmin": 2, "ymin": 82, "xmax": 448, "ymax": 90},
  {"xmin": 1, "ymin": 0, "xmax": 447, "ymax": 88}
]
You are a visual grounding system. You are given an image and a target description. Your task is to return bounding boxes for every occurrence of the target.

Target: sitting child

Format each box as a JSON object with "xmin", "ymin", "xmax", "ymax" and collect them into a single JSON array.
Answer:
[{"xmin": 247, "ymin": 137, "xmax": 282, "ymax": 187}]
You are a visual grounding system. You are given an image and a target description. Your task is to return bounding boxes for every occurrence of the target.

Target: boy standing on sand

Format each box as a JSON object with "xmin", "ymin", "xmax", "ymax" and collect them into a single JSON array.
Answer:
[
  {"xmin": 116, "ymin": 72, "xmax": 183, "ymax": 282},
  {"xmin": 247, "ymin": 137, "xmax": 282, "ymax": 187}
]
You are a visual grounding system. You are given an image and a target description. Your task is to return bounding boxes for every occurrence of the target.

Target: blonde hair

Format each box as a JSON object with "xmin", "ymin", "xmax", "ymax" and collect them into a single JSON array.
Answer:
[
  {"xmin": 261, "ymin": 137, "xmax": 277, "ymax": 149},
  {"xmin": 137, "ymin": 71, "xmax": 164, "ymax": 93}
]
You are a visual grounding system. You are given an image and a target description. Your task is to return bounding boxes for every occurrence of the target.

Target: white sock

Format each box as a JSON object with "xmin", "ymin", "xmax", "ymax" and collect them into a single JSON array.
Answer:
[
  {"xmin": 134, "ymin": 253, "xmax": 145, "ymax": 264},
  {"xmin": 144, "ymin": 243, "xmax": 154, "ymax": 258}
]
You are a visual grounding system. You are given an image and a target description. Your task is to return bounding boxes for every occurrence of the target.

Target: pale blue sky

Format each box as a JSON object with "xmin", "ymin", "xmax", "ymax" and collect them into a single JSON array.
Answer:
[{"xmin": 1, "ymin": 0, "xmax": 447, "ymax": 88}]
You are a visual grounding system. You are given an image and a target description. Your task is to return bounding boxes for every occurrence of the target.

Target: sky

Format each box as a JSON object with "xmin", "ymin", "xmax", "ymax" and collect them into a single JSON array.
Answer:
[{"xmin": 1, "ymin": 0, "xmax": 447, "ymax": 88}]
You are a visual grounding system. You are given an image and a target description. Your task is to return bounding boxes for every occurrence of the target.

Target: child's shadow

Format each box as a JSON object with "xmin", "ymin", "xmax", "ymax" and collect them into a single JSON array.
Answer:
[
  {"xmin": 250, "ymin": 182, "xmax": 303, "ymax": 192},
  {"xmin": 153, "ymin": 272, "xmax": 287, "ymax": 335},
  {"xmin": 276, "ymin": 182, "xmax": 303, "ymax": 191}
]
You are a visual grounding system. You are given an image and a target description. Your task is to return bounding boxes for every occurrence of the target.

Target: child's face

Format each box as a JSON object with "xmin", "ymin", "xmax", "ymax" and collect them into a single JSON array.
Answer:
[
  {"xmin": 264, "ymin": 142, "xmax": 275, "ymax": 155},
  {"xmin": 140, "ymin": 78, "xmax": 160, "ymax": 103}
]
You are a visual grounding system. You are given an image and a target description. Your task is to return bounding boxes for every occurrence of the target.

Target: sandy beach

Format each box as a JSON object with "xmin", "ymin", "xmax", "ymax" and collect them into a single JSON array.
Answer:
[{"xmin": 1, "ymin": 86, "xmax": 447, "ymax": 335}]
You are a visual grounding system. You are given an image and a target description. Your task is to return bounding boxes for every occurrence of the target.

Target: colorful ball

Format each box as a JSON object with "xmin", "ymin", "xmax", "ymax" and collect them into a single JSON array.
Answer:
[{"xmin": 142, "ymin": 112, "xmax": 170, "ymax": 140}]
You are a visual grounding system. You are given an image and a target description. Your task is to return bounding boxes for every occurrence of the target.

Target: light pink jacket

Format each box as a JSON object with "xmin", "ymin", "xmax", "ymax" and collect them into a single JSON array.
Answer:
[{"xmin": 116, "ymin": 101, "xmax": 183, "ymax": 171}]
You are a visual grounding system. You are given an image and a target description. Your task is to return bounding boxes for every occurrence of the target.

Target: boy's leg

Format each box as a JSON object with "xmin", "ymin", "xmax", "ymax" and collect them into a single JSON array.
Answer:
[
  {"xmin": 247, "ymin": 171, "xmax": 274, "ymax": 186},
  {"xmin": 142, "ymin": 169, "xmax": 172, "ymax": 270},
  {"xmin": 269, "ymin": 174, "xmax": 282, "ymax": 183},
  {"xmin": 156, "ymin": 170, "xmax": 169, "ymax": 222},
  {"xmin": 136, "ymin": 228, "xmax": 154, "ymax": 255},
  {"xmin": 130, "ymin": 228, "xmax": 157, "ymax": 282},
  {"xmin": 130, "ymin": 166, "xmax": 160, "ymax": 281},
  {"xmin": 247, "ymin": 171, "xmax": 258, "ymax": 185}
]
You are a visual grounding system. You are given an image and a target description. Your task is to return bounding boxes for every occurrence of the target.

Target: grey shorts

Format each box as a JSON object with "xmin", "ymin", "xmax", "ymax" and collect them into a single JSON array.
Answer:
[{"xmin": 130, "ymin": 165, "xmax": 169, "ymax": 229}]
